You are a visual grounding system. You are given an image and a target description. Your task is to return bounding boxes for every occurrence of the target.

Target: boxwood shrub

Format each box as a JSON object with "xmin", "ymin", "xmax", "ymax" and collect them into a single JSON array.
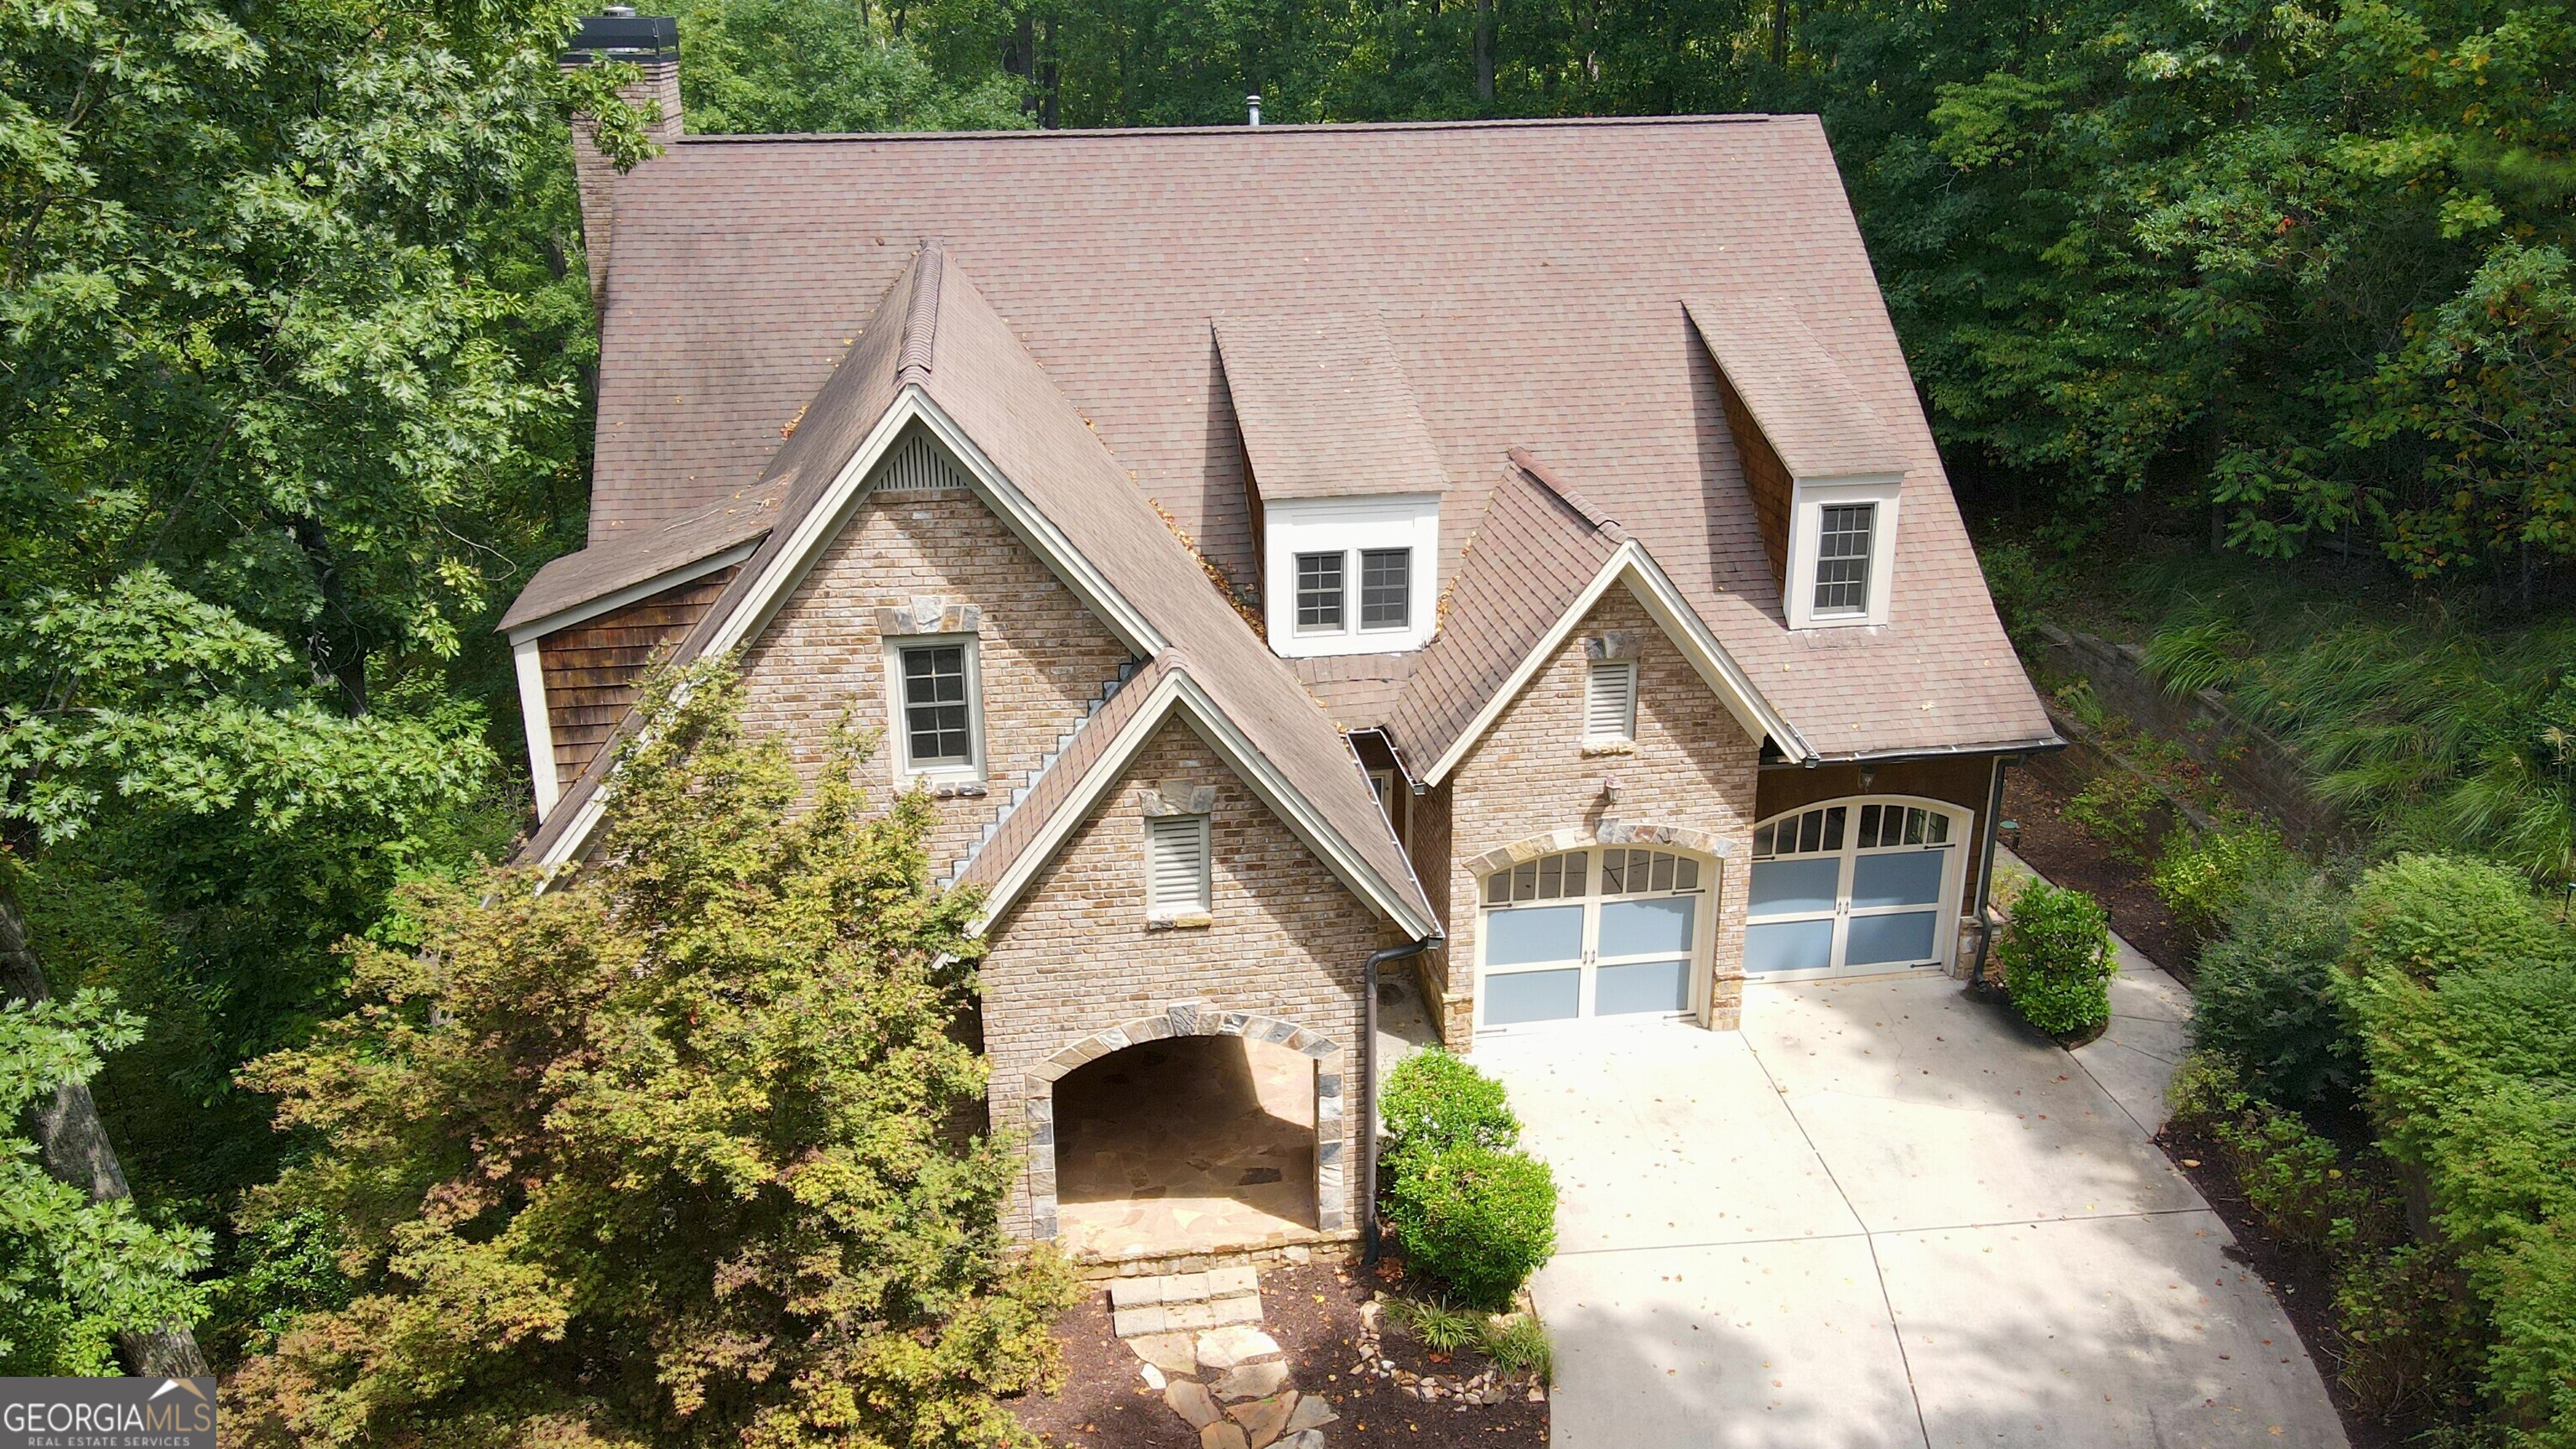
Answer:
[
  {"xmin": 1379, "ymin": 1047, "xmax": 1519, "ymax": 1160},
  {"xmin": 1997, "ymin": 880, "xmax": 2116, "ymax": 1039},
  {"xmin": 1383, "ymin": 1141, "xmax": 1558, "ymax": 1311}
]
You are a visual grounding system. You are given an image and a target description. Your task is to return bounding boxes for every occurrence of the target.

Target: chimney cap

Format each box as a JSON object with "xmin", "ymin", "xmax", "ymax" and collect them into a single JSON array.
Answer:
[{"xmin": 564, "ymin": 10, "xmax": 677, "ymax": 64}]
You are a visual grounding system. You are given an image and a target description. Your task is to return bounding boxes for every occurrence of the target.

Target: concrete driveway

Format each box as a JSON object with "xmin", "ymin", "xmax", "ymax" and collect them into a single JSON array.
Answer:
[{"xmin": 1478, "ymin": 958, "xmax": 2346, "ymax": 1448}]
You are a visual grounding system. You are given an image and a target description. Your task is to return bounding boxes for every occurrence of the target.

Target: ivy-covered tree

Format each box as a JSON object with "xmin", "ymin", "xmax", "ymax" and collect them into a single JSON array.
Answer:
[{"xmin": 224, "ymin": 660, "xmax": 1073, "ymax": 1447}]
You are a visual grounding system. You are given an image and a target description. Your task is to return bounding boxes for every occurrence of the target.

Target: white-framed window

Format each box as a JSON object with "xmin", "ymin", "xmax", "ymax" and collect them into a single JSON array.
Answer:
[
  {"xmin": 1145, "ymin": 813, "xmax": 1213, "ymax": 918},
  {"xmin": 1295, "ymin": 551, "xmax": 1345, "ymax": 632},
  {"xmin": 1262, "ymin": 495, "xmax": 1439, "ymax": 657},
  {"xmin": 1784, "ymin": 476, "xmax": 1901, "ymax": 630},
  {"xmin": 1584, "ymin": 659, "xmax": 1638, "ymax": 744},
  {"xmin": 885, "ymin": 636, "xmax": 983, "ymax": 782}
]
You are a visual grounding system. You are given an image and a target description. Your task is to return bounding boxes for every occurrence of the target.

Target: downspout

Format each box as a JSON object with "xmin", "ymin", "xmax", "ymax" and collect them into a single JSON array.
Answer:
[
  {"xmin": 1360, "ymin": 936, "xmax": 1438, "ymax": 1265},
  {"xmin": 1969, "ymin": 756, "xmax": 2014, "ymax": 995}
]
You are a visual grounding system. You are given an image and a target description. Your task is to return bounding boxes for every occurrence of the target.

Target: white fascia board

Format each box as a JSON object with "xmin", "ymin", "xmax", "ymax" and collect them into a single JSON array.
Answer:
[
  {"xmin": 969, "ymin": 668, "xmax": 1440, "ymax": 942},
  {"xmin": 514, "ymin": 636, "xmax": 560, "ymax": 820},
  {"xmin": 1420, "ymin": 541, "xmax": 1811, "ymax": 784},
  {"xmin": 702, "ymin": 387, "xmax": 1162, "ymax": 662},
  {"xmin": 534, "ymin": 786, "xmax": 608, "ymax": 870},
  {"xmin": 503, "ymin": 539, "xmax": 761, "ymax": 647}
]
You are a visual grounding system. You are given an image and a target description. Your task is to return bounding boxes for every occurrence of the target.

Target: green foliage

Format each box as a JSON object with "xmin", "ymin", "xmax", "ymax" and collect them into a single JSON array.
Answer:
[
  {"xmin": 0, "ymin": 989, "xmax": 211, "ymax": 1374},
  {"xmin": 1383, "ymin": 1142, "xmax": 1558, "ymax": 1313},
  {"xmin": 2151, "ymin": 819, "xmax": 2297, "ymax": 932},
  {"xmin": 1387, "ymin": 1296, "xmax": 1483, "ymax": 1354},
  {"xmin": 1380, "ymin": 1047, "xmax": 1521, "ymax": 1161},
  {"xmin": 678, "ymin": 0, "xmax": 1029, "ymax": 133},
  {"xmin": 2188, "ymin": 866, "xmax": 2360, "ymax": 1116},
  {"xmin": 2063, "ymin": 773, "xmax": 2163, "ymax": 861},
  {"xmin": 1997, "ymin": 880, "xmax": 2116, "ymax": 1038},
  {"xmin": 202, "ymin": 1212, "xmax": 356, "ymax": 1361},
  {"xmin": 2330, "ymin": 1243, "xmax": 2481, "ymax": 1424},
  {"xmin": 1977, "ymin": 542, "xmax": 2056, "ymax": 665},
  {"xmin": 1478, "ymin": 1312, "xmax": 1553, "ymax": 1384},
  {"xmin": 2350, "ymin": 854, "xmax": 2573, "ymax": 982},
  {"xmin": 221, "ymin": 660, "xmax": 1075, "ymax": 1447}
]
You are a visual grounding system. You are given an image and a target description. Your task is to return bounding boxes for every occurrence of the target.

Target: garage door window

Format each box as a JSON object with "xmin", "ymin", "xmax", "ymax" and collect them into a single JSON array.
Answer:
[
  {"xmin": 1746, "ymin": 799, "xmax": 1963, "ymax": 979},
  {"xmin": 1479, "ymin": 848, "xmax": 1707, "ymax": 1029}
]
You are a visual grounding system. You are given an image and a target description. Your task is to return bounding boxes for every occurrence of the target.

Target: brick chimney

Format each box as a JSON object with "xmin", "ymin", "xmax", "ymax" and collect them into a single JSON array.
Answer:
[{"xmin": 562, "ymin": 8, "xmax": 683, "ymax": 300}]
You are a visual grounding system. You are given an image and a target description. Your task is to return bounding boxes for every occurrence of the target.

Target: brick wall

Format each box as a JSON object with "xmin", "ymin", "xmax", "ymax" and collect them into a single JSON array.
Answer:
[
  {"xmin": 983, "ymin": 717, "xmax": 1386, "ymax": 1238},
  {"xmin": 1431, "ymin": 583, "xmax": 1763, "ymax": 1041},
  {"xmin": 736, "ymin": 486, "xmax": 1136, "ymax": 872}
]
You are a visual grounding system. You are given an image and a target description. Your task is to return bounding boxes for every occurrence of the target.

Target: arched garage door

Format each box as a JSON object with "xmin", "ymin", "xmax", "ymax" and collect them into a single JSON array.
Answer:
[
  {"xmin": 1476, "ymin": 848, "xmax": 1711, "ymax": 1031},
  {"xmin": 1746, "ymin": 797, "xmax": 1968, "ymax": 979}
]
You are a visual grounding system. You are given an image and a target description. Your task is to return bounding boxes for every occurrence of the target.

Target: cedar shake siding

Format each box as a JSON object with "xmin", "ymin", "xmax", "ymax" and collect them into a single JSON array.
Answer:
[
  {"xmin": 734, "ymin": 478, "xmax": 1137, "ymax": 874},
  {"xmin": 1719, "ymin": 370, "xmax": 1793, "ymax": 585},
  {"xmin": 538, "ymin": 567, "xmax": 739, "ymax": 792},
  {"xmin": 1438, "ymin": 584, "xmax": 1763, "ymax": 1042},
  {"xmin": 981, "ymin": 718, "xmax": 1385, "ymax": 1239}
]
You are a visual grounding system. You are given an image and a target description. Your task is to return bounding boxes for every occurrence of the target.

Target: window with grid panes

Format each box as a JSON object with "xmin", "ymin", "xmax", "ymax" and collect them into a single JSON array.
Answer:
[
  {"xmin": 1812, "ymin": 504, "xmax": 1874, "ymax": 615},
  {"xmin": 899, "ymin": 644, "xmax": 973, "ymax": 769},
  {"xmin": 1359, "ymin": 548, "xmax": 1410, "ymax": 629},
  {"xmin": 1295, "ymin": 552, "xmax": 1344, "ymax": 631}
]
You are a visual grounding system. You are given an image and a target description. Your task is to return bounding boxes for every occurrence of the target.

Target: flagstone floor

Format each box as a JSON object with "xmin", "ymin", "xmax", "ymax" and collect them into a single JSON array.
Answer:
[{"xmin": 1053, "ymin": 1034, "xmax": 1322, "ymax": 1259}]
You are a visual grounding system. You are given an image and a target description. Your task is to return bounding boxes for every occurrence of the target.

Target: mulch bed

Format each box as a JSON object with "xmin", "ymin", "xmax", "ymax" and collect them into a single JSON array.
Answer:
[
  {"xmin": 2001, "ymin": 767, "xmax": 2200, "ymax": 977},
  {"xmin": 1011, "ymin": 1259, "xmax": 1550, "ymax": 1449},
  {"xmin": 2157, "ymin": 1122, "xmax": 2423, "ymax": 1449}
]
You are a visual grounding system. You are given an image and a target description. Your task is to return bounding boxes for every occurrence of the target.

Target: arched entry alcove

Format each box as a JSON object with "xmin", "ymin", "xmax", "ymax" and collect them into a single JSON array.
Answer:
[{"xmin": 1024, "ymin": 1004, "xmax": 1345, "ymax": 1256}]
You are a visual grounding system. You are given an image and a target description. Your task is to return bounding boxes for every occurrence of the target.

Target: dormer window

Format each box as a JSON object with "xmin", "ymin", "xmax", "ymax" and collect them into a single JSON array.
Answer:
[
  {"xmin": 1783, "ymin": 478, "xmax": 1900, "ymax": 630},
  {"xmin": 1262, "ymin": 495, "xmax": 1438, "ymax": 657}
]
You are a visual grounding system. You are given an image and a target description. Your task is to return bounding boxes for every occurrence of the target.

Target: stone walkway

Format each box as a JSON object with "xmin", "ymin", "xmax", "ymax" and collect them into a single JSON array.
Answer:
[
  {"xmin": 1057, "ymin": 1035, "xmax": 1322, "ymax": 1259},
  {"xmin": 1481, "ymin": 881, "xmax": 2347, "ymax": 1448},
  {"xmin": 1115, "ymin": 1270, "xmax": 1339, "ymax": 1448}
]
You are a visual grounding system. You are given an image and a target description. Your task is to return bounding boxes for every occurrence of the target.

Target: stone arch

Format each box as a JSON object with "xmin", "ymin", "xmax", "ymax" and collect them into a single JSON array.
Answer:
[
  {"xmin": 1462, "ymin": 820, "xmax": 1734, "ymax": 880},
  {"xmin": 1022, "ymin": 1000, "xmax": 1348, "ymax": 1244}
]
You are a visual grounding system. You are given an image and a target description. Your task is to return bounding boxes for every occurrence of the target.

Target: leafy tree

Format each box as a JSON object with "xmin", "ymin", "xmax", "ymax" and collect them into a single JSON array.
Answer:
[
  {"xmin": 678, "ymin": 0, "xmax": 1029, "ymax": 132},
  {"xmin": 224, "ymin": 660, "xmax": 1073, "ymax": 1447},
  {"xmin": 0, "ymin": 989, "xmax": 211, "ymax": 1374}
]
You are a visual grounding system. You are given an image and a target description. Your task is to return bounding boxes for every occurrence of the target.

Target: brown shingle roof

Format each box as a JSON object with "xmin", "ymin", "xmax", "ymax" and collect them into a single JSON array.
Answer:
[
  {"xmin": 573, "ymin": 115, "xmax": 2048, "ymax": 759},
  {"xmin": 522, "ymin": 246, "xmax": 1437, "ymax": 935},
  {"xmin": 499, "ymin": 484, "xmax": 782, "ymax": 634},
  {"xmin": 1214, "ymin": 311, "xmax": 1449, "ymax": 502},
  {"xmin": 1684, "ymin": 296, "xmax": 1903, "ymax": 480}
]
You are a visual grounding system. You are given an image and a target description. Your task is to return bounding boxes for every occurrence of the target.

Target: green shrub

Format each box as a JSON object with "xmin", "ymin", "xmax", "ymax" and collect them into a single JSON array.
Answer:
[
  {"xmin": 2150, "ymin": 818, "xmax": 2298, "ymax": 932},
  {"xmin": 2189, "ymin": 867, "xmax": 2363, "ymax": 1116},
  {"xmin": 2330, "ymin": 1242, "xmax": 2479, "ymax": 1423},
  {"xmin": 1480, "ymin": 1313, "xmax": 1554, "ymax": 1383},
  {"xmin": 1380, "ymin": 1047, "xmax": 1520, "ymax": 1161},
  {"xmin": 1977, "ymin": 542, "xmax": 2055, "ymax": 665},
  {"xmin": 2215, "ymin": 1103, "xmax": 2351, "ymax": 1255},
  {"xmin": 1997, "ymin": 880, "xmax": 2116, "ymax": 1038},
  {"xmin": 2349, "ymin": 853, "xmax": 2572, "ymax": 982},
  {"xmin": 1384, "ymin": 1142, "xmax": 1558, "ymax": 1311},
  {"xmin": 2163, "ymin": 1050, "xmax": 2251, "ymax": 1132},
  {"xmin": 1387, "ymin": 1296, "xmax": 1483, "ymax": 1354},
  {"xmin": 2064, "ymin": 772, "xmax": 2163, "ymax": 860}
]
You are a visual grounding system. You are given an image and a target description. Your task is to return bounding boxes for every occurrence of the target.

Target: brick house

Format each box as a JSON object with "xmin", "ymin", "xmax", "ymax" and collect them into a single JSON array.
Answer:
[{"xmin": 503, "ymin": 14, "xmax": 2055, "ymax": 1262}]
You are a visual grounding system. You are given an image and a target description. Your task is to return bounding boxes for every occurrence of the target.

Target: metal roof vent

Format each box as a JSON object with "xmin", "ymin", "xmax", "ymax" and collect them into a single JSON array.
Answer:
[{"xmin": 1247, "ymin": 93, "xmax": 1262, "ymax": 126}]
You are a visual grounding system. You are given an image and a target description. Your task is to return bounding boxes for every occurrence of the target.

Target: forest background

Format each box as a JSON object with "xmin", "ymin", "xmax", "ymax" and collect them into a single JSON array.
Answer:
[{"xmin": 3, "ymin": 0, "xmax": 2569, "ymax": 1379}]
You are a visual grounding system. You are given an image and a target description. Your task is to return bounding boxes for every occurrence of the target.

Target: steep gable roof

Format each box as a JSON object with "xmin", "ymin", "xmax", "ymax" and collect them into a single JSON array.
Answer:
[
  {"xmin": 569, "ymin": 116, "xmax": 2050, "ymax": 759},
  {"xmin": 520, "ymin": 246, "xmax": 1437, "ymax": 938}
]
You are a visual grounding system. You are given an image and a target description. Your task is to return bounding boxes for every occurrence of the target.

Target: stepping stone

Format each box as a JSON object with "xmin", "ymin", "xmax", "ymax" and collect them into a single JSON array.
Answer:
[
  {"xmin": 1281, "ymin": 1431, "xmax": 1325, "ymax": 1449},
  {"xmin": 1129, "ymin": 1332, "xmax": 1199, "ymax": 1377},
  {"xmin": 1208, "ymin": 1264, "xmax": 1259, "ymax": 1297},
  {"xmin": 1215, "ymin": 1362, "xmax": 1290, "ymax": 1402},
  {"xmin": 1112, "ymin": 1305, "xmax": 1168, "ymax": 1337},
  {"xmin": 1228, "ymin": 1391, "xmax": 1295, "ymax": 1447},
  {"xmin": 1207, "ymin": 1292, "xmax": 1263, "ymax": 1328},
  {"xmin": 1200, "ymin": 1425, "xmax": 1249, "ymax": 1449},
  {"xmin": 1196, "ymin": 1326, "xmax": 1280, "ymax": 1372},
  {"xmin": 1283, "ymin": 1395, "xmax": 1338, "ymax": 1432},
  {"xmin": 1166, "ymin": 1380, "xmax": 1221, "ymax": 1429},
  {"xmin": 1140, "ymin": 1363, "xmax": 1166, "ymax": 1390}
]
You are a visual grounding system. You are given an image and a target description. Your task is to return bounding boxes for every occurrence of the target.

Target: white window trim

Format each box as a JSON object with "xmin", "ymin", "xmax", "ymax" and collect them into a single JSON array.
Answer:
[
  {"xmin": 883, "ymin": 633, "xmax": 984, "ymax": 785},
  {"xmin": 1784, "ymin": 475, "xmax": 1903, "ymax": 630},
  {"xmin": 1144, "ymin": 812, "xmax": 1213, "ymax": 921},
  {"xmin": 1263, "ymin": 494, "xmax": 1439, "ymax": 657},
  {"xmin": 1583, "ymin": 659, "xmax": 1639, "ymax": 745},
  {"xmin": 1744, "ymin": 794, "xmax": 1969, "ymax": 980}
]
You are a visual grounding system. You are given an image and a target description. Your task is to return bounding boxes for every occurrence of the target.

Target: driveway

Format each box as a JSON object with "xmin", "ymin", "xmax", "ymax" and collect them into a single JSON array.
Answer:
[{"xmin": 1477, "ymin": 943, "xmax": 2346, "ymax": 1448}]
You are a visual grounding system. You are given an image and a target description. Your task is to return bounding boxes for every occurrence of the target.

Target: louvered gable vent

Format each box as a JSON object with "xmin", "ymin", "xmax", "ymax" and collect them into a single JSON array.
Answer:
[
  {"xmin": 1145, "ymin": 813, "xmax": 1211, "ymax": 916},
  {"xmin": 1585, "ymin": 660, "xmax": 1638, "ymax": 741},
  {"xmin": 871, "ymin": 430, "xmax": 968, "ymax": 493}
]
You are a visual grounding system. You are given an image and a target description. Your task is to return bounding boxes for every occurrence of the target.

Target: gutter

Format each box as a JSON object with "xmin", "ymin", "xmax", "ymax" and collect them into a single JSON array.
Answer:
[{"xmin": 1359, "ymin": 935, "xmax": 1440, "ymax": 1265}]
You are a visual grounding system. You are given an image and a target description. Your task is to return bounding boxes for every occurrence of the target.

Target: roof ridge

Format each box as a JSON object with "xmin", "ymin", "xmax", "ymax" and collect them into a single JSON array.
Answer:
[
  {"xmin": 896, "ymin": 241, "xmax": 943, "ymax": 384},
  {"xmin": 658, "ymin": 114, "xmax": 1798, "ymax": 147},
  {"xmin": 1504, "ymin": 447, "xmax": 1626, "ymax": 543}
]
